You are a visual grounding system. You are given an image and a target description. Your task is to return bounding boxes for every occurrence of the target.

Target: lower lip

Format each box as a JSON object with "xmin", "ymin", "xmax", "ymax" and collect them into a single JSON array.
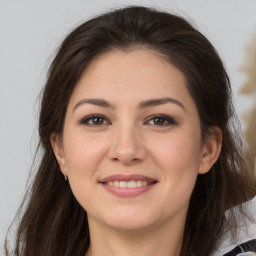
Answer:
[{"xmin": 101, "ymin": 183, "xmax": 156, "ymax": 197}]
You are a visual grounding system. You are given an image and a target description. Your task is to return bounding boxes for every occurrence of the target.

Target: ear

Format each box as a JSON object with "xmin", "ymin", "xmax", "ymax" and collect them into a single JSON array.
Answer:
[
  {"xmin": 50, "ymin": 133, "xmax": 68, "ymax": 175},
  {"xmin": 198, "ymin": 126, "xmax": 222, "ymax": 175}
]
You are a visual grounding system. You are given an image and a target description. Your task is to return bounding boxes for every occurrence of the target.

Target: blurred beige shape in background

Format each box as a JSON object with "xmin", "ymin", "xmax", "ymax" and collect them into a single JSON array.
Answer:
[{"xmin": 240, "ymin": 36, "xmax": 256, "ymax": 174}]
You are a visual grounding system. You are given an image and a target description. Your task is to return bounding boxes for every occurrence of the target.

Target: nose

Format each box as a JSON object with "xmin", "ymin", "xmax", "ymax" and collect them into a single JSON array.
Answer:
[{"xmin": 108, "ymin": 125, "xmax": 146, "ymax": 165}]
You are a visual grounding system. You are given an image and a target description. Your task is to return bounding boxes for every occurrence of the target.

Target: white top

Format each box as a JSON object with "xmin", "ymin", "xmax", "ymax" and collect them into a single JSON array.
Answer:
[{"xmin": 211, "ymin": 196, "xmax": 256, "ymax": 256}]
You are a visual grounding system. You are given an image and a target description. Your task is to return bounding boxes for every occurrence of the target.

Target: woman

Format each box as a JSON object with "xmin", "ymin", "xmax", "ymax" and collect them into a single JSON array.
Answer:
[{"xmin": 5, "ymin": 6, "xmax": 256, "ymax": 256}]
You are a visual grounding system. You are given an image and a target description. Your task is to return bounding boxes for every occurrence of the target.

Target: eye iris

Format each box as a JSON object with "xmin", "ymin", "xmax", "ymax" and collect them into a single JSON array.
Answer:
[
  {"xmin": 154, "ymin": 117, "xmax": 165, "ymax": 125},
  {"xmin": 92, "ymin": 117, "xmax": 104, "ymax": 125}
]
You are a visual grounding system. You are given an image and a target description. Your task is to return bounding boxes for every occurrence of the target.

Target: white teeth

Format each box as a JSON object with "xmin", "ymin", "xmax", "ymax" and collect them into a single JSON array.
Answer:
[
  {"xmin": 106, "ymin": 180, "xmax": 151, "ymax": 188},
  {"xmin": 128, "ymin": 180, "xmax": 136, "ymax": 188},
  {"xmin": 120, "ymin": 181, "xmax": 127, "ymax": 188},
  {"xmin": 114, "ymin": 181, "xmax": 119, "ymax": 187},
  {"xmin": 136, "ymin": 180, "xmax": 142, "ymax": 187}
]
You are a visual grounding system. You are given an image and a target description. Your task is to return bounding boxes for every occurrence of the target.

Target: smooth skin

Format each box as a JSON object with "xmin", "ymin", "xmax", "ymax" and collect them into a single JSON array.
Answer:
[{"xmin": 51, "ymin": 49, "xmax": 222, "ymax": 256}]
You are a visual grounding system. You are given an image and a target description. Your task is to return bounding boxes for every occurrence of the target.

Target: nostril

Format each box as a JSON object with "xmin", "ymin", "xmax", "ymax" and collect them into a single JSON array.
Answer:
[{"xmin": 111, "ymin": 157, "xmax": 140, "ymax": 162}]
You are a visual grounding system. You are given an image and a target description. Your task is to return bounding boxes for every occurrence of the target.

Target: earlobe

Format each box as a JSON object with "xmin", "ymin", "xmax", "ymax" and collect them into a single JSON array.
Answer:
[
  {"xmin": 50, "ymin": 133, "xmax": 68, "ymax": 175},
  {"xmin": 198, "ymin": 127, "xmax": 222, "ymax": 175}
]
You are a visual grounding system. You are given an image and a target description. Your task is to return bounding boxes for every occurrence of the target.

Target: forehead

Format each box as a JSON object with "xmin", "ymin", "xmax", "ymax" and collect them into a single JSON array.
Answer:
[
  {"xmin": 73, "ymin": 49, "xmax": 186, "ymax": 89},
  {"xmin": 68, "ymin": 48, "xmax": 196, "ymax": 110}
]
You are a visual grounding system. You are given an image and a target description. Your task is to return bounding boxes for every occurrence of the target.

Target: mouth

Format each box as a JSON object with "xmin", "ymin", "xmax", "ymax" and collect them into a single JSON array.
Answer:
[
  {"xmin": 99, "ymin": 174, "xmax": 158, "ymax": 197},
  {"xmin": 101, "ymin": 180, "xmax": 157, "ymax": 188}
]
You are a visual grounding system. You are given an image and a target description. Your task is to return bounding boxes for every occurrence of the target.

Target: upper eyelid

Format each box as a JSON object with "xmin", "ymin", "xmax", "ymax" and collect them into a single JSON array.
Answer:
[
  {"xmin": 145, "ymin": 114, "xmax": 176, "ymax": 121},
  {"xmin": 143, "ymin": 114, "xmax": 177, "ymax": 125},
  {"xmin": 80, "ymin": 114, "xmax": 111, "ymax": 124}
]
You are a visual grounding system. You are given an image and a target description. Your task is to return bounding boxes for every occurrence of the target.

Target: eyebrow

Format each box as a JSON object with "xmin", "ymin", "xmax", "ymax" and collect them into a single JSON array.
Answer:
[
  {"xmin": 72, "ymin": 97, "xmax": 185, "ymax": 113},
  {"xmin": 73, "ymin": 98, "xmax": 115, "ymax": 113},
  {"xmin": 138, "ymin": 97, "xmax": 186, "ymax": 111}
]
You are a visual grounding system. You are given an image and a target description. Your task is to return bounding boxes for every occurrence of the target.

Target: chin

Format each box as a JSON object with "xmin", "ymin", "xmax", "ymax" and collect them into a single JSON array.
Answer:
[{"xmin": 97, "ymin": 207, "xmax": 163, "ymax": 232}]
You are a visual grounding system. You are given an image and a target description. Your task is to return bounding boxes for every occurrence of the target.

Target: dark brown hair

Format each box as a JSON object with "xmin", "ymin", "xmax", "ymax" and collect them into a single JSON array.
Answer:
[{"xmin": 5, "ymin": 6, "xmax": 256, "ymax": 256}]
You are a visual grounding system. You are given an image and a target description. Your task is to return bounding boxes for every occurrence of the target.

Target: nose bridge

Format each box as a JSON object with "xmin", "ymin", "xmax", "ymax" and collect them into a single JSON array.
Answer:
[{"xmin": 109, "ymin": 121, "xmax": 145, "ymax": 164}]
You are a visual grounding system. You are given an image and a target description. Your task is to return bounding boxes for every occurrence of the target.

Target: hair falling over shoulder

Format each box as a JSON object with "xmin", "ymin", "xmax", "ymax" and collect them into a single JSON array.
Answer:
[{"xmin": 5, "ymin": 6, "xmax": 256, "ymax": 256}]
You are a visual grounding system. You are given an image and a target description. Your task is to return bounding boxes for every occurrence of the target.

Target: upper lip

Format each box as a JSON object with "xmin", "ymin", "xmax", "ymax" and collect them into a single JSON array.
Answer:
[{"xmin": 99, "ymin": 174, "xmax": 157, "ymax": 183}]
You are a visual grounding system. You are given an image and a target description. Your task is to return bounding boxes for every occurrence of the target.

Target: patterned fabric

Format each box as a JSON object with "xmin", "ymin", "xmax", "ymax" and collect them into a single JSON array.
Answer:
[
  {"xmin": 211, "ymin": 196, "xmax": 256, "ymax": 256},
  {"xmin": 237, "ymin": 253, "xmax": 256, "ymax": 256},
  {"xmin": 223, "ymin": 239, "xmax": 256, "ymax": 255}
]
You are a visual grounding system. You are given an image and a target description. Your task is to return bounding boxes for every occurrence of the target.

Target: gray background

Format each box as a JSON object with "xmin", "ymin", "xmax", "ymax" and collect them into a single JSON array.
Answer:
[{"xmin": 1, "ymin": 0, "xmax": 256, "ymax": 253}]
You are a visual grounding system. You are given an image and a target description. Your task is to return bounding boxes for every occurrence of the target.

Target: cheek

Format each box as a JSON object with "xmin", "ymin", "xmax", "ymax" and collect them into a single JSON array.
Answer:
[
  {"xmin": 150, "ymin": 132, "xmax": 202, "ymax": 197},
  {"xmin": 63, "ymin": 132, "xmax": 107, "ymax": 174},
  {"xmin": 156, "ymin": 138, "xmax": 200, "ymax": 215},
  {"xmin": 151, "ymin": 132, "xmax": 202, "ymax": 172},
  {"xmin": 63, "ymin": 134, "xmax": 107, "ymax": 210}
]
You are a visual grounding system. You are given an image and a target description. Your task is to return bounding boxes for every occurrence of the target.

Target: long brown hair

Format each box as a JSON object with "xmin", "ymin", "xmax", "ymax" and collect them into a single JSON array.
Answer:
[{"xmin": 5, "ymin": 6, "xmax": 256, "ymax": 256}]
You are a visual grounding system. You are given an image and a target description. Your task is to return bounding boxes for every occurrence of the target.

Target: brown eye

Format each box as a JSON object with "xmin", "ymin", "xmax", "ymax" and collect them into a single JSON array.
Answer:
[
  {"xmin": 146, "ymin": 114, "xmax": 177, "ymax": 126},
  {"xmin": 153, "ymin": 117, "xmax": 166, "ymax": 125},
  {"xmin": 80, "ymin": 115, "xmax": 110, "ymax": 126},
  {"xmin": 90, "ymin": 117, "xmax": 105, "ymax": 125}
]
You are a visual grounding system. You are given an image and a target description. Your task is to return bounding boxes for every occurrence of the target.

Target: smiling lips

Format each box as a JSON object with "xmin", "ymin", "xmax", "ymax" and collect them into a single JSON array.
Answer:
[{"xmin": 99, "ymin": 174, "xmax": 157, "ymax": 197}]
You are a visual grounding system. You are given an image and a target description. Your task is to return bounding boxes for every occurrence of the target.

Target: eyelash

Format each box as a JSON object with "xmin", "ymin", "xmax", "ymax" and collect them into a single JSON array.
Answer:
[
  {"xmin": 145, "ymin": 114, "xmax": 177, "ymax": 126},
  {"xmin": 80, "ymin": 114, "xmax": 111, "ymax": 126},
  {"xmin": 79, "ymin": 114, "xmax": 177, "ymax": 127}
]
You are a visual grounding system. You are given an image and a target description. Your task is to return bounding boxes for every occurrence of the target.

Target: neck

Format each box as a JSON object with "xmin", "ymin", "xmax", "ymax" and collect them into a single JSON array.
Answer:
[{"xmin": 86, "ymin": 217, "xmax": 184, "ymax": 256}]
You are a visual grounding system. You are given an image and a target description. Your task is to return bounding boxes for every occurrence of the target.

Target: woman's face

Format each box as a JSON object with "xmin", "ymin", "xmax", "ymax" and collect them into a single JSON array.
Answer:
[{"xmin": 52, "ymin": 49, "xmax": 219, "ymax": 233}]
